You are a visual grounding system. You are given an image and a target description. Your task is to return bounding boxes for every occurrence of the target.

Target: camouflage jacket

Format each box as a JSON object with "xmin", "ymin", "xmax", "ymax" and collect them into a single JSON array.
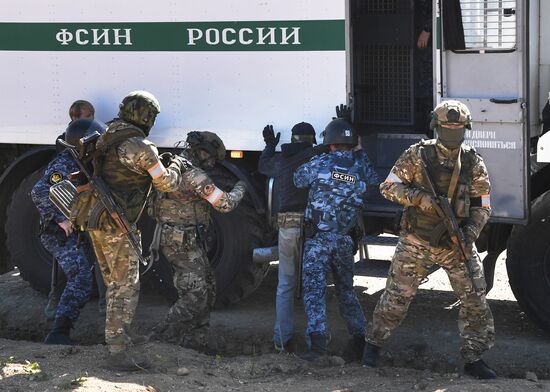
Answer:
[
  {"xmin": 151, "ymin": 151, "xmax": 246, "ymax": 226},
  {"xmin": 101, "ymin": 120, "xmax": 183, "ymax": 193},
  {"xmin": 294, "ymin": 149, "xmax": 379, "ymax": 234},
  {"xmin": 380, "ymin": 139, "xmax": 491, "ymax": 242}
]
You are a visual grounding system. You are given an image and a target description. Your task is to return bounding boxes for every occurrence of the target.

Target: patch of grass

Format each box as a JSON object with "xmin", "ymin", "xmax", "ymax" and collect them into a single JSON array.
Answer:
[
  {"xmin": 25, "ymin": 360, "xmax": 49, "ymax": 381},
  {"xmin": 25, "ymin": 360, "xmax": 41, "ymax": 371}
]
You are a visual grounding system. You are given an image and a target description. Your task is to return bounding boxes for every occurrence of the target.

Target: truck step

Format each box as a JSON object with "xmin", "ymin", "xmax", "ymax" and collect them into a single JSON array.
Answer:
[
  {"xmin": 354, "ymin": 259, "xmax": 391, "ymax": 277},
  {"xmin": 361, "ymin": 235, "xmax": 398, "ymax": 246}
]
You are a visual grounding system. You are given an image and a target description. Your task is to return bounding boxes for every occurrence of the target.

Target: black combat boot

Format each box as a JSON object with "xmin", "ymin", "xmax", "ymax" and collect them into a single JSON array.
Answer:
[
  {"xmin": 464, "ymin": 359, "xmax": 497, "ymax": 379},
  {"xmin": 301, "ymin": 333, "xmax": 328, "ymax": 361},
  {"xmin": 44, "ymin": 316, "xmax": 73, "ymax": 345},
  {"xmin": 361, "ymin": 342, "xmax": 381, "ymax": 367}
]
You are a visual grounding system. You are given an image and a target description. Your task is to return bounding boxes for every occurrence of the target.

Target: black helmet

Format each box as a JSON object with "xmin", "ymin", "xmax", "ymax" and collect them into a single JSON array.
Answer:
[
  {"xmin": 322, "ymin": 119, "xmax": 357, "ymax": 145},
  {"xmin": 64, "ymin": 119, "xmax": 107, "ymax": 147}
]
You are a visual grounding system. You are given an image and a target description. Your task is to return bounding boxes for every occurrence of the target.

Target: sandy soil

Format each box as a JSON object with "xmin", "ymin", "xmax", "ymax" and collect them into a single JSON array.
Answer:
[{"xmin": 1, "ymin": 245, "xmax": 549, "ymax": 391}]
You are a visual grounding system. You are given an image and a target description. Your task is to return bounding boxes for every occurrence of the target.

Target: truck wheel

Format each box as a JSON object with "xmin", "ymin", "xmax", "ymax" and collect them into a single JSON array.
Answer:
[
  {"xmin": 209, "ymin": 197, "xmax": 269, "ymax": 307},
  {"xmin": 208, "ymin": 166, "xmax": 270, "ymax": 306},
  {"xmin": 507, "ymin": 190, "xmax": 550, "ymax": 332},
  {"xmin": 5, "ymin": 168, "xmax": 52, "ymax": 294}
]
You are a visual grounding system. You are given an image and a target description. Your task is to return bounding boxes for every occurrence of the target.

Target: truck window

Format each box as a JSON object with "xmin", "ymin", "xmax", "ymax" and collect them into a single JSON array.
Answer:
[{"xmin": 444, "ymin": 0, "xmax": 517, "ymax": 52}]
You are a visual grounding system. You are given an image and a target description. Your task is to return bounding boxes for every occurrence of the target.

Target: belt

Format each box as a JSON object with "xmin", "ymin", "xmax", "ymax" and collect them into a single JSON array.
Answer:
[{"xmin": 277, "ymin": 212, "xmax": 304, "ymax": 228}]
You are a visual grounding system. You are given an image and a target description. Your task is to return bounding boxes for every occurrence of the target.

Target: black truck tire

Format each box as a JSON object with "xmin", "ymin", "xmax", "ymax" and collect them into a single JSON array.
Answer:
[
  {"xmin": 507, "ymin": 189, "xmax": 550, "ymax": 332},
  {"xmin": 209, "ymin": 192, "xmax": 269, "ymax": 307},
  {"xmin": 204, "ymin": 166, "xmax": 270, "ymax": 306},
  {"xmin": 5, "ymin": 168, "xmax": 52, "ymax": 294}
]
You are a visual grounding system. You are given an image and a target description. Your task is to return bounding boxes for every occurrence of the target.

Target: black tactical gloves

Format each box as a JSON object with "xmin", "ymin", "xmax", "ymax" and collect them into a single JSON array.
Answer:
[
  {"xmin": 159, "ymin": 152, "xmax": 174, "ymax": 167},
  {"xmin": 334, "ymin": 104, "xmax": 352, "ymax": 123},
  {"xmin": 263, "ymin": 125, "xmax": 280, "ymax": 148}
]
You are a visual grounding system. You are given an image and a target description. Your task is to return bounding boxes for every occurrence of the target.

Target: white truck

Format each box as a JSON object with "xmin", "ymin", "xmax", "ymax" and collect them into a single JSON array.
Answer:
[{"xmin": 1, "ymin": 0, "xmax": 550, "ymax": 332}]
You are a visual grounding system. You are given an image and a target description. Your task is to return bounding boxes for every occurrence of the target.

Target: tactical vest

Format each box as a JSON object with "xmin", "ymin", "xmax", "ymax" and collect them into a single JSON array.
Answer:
[
  {"xmin": 94, "ymin": 121, "xmax": 152, "ymax": 223},
  {"xmin": 148, "ymin": 152, "xmax": 210, "ymax": 227},
  {"xmin": 405, "ymin": 142, "xmax": 475, "ymax": 247},
  {"xmin": 306, "ymin": 152, "xmax": 367, "ymax": 235}
]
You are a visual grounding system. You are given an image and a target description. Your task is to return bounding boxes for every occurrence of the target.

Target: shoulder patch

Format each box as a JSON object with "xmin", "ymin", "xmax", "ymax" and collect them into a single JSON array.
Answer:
[{"xmin": 49, "ymin": 171, "xmax": 63, "ymax": 185}]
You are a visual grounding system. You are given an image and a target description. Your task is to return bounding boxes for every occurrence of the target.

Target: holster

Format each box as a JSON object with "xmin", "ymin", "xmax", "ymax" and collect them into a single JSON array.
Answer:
[{"xmin": 40, "ymin": 218, "xmax": 68, "ymax": 246}]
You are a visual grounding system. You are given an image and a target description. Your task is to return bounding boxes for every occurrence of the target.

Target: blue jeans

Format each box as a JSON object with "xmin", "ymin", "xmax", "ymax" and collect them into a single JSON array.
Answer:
[{"xmin": 273, "ymin": 218, "xmax": 303, "ymax": 347}]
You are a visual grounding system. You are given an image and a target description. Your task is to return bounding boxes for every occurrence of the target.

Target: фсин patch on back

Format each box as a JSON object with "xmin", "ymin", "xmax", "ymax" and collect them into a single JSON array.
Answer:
[{"xmin": 331, "ymin": 171, "xmax": 356, "ymax": 183}]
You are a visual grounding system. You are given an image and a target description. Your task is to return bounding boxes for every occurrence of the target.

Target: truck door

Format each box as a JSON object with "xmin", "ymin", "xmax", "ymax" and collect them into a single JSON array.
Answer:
[{"xmin": 437, "ymin": 0, "xmax": 528, "ymax": 223}]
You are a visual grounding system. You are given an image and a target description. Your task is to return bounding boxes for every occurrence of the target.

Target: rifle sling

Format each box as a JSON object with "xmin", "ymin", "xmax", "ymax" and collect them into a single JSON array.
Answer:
[{"xmin": 447, "ymin": 147, "xmax": 462, "ymax": 203}]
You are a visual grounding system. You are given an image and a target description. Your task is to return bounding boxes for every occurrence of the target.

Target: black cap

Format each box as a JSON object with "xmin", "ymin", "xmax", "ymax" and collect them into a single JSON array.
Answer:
[{"xmin": 291, "ymin": 122, "xmax": 315, "ymax": 136}]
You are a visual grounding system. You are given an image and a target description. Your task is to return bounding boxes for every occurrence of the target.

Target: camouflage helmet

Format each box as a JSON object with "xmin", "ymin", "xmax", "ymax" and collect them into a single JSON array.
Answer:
[
  {"xmin": 430, "ymin": 100, "xmax": 472, "ymax": 130},
  {"xmin": 322, "ymin": 118, "xmax": 357, "ymax": 146},
  {"xmin": 118, "ymin": 90, "xmax": 160, "ymax": 134},
  {"xmin": 186, "ymin": 131, "xmax": 226, "ymax": 162}
]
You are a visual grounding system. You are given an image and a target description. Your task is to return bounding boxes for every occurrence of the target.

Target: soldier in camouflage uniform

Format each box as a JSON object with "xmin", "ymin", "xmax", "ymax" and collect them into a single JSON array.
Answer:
[
  {"xmin": 150, "ymin": 131, "xmax": 246, "ymax": 347},
  {"xmin": 87, "ymin": 91, "xmax": 188, "ymax": 371},
  {"xmin": 31, "ymin": 119, "xmax": 106, "ymax": 345},
  {"xmin": 363, "ymin": 100, "xmax": 497, "ymax": 379},
  {"xmin": 294, "ymin": 119, "xmax": 379, "ymax": 361}
]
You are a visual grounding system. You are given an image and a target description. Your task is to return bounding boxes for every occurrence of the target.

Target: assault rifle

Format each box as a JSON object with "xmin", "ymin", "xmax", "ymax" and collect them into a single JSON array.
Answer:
[
  {"xmin": 418, "ymin": 148, "xmax": 480, "ymax": 290},
  {"xmin": 57, "ymin": 136, "xmax": 152, "ymax": 273}
]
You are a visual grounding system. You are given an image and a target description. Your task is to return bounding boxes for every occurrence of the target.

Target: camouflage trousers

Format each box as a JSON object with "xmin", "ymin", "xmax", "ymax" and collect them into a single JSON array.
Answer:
[
  {"xmin": 303, "ymin": 231, "xmax": 367, "ymax": 338},
  {"xmin": 40, "ymin": 233, "xmax": 93, "ymax": 321},
  {"xmin": 367, "ymin": 233, "xmax": 495, "ymax": 363},
  {"xmin": 89, "ymin": 228, "xmax": 140, "ymax": 353},
  {"xmin": 156, "ymin": 223, "xmax": 215, "ymax": 345}
]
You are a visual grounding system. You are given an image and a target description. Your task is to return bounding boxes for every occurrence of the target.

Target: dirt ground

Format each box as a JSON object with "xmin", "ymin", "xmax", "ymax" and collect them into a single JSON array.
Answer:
[{"xmin": 1, "ymin": 245, "xmax": 550, "ymax": 391}]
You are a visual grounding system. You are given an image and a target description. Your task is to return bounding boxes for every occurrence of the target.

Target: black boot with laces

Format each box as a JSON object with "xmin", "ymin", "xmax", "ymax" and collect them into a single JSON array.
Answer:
[{"xmin": 464, "ymin": 359, "xmax": 497, "ymax": 379}]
